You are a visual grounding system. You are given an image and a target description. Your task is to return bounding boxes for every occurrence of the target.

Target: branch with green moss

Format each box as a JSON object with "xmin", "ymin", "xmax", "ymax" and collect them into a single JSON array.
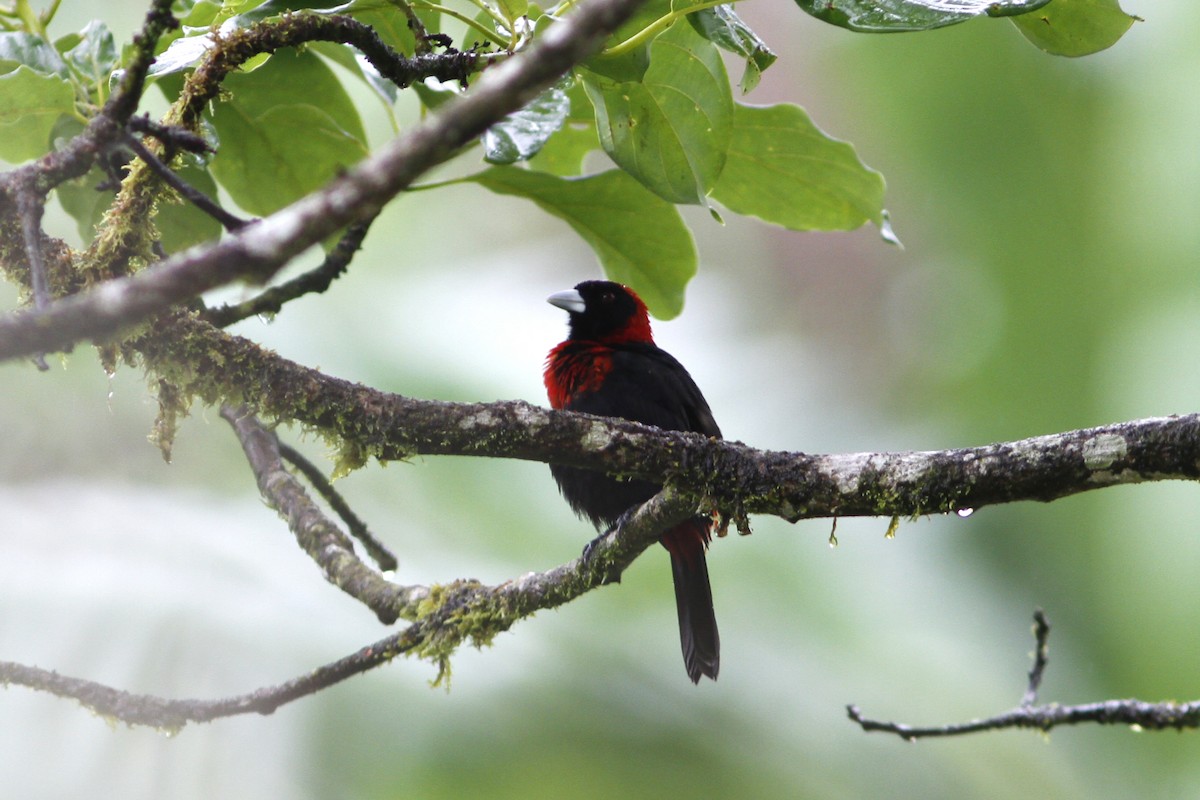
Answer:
[
  {"xmin": 0, "ymin": 474, "xmax": 687, "ymax": 730},
  {"xmin": 0, "ymin": 0, "xmax": 179, "ymax": 301},
  {"xmin": 130, "ymin": 313, "xmax": 1200, "ymax": 526}
]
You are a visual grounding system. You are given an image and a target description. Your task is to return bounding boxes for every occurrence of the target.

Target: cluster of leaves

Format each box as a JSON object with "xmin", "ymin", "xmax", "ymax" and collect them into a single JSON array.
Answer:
[{"xmin": 0, "ymin": 0, "xmax": 1135, "ymax": 316}]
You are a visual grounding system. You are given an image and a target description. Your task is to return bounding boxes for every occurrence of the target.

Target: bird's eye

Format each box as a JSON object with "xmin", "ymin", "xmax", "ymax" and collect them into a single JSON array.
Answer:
[{"xmin": 601, "ymin": 292, "xmax": 614, "ymax": 304}]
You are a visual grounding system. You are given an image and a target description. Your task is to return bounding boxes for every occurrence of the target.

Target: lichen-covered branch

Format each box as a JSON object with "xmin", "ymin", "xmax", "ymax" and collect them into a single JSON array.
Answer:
[
  {"xmin": 0, "ymin": 0, "xmax": 178, "ymax": 298},
  {"xmin": 132, "ymin": 313, "xmax": 1200, "ymax": 525},
  {"xmin": 276, "ymin": 440, "xmax": 397, "ymax": 572},
  {"xmin": 0, "ymin": 629, "xmax": 423, "ymax": 730}
]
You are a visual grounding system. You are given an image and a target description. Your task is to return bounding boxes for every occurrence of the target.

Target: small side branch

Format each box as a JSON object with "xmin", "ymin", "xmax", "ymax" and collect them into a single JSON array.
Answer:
[
  {"xmin": 848, "ymin": 611, "xmax": 1200, "ymax": 738},
  {"xmin": 201, "ymin": 216, "xmax": 375, "ymax": 327},
  {"xmin": 123, "ymin": 134, "xmax": 250, "ymax": 233},
  {"xmin": 1021, "ymin": 609, "xmax": 1050, "ymax": 707},
  {"xmin": 0, "ymin": 626, "xmax": 423, "ymax": 730},
  {"xmin": 277, "ymin": 440, "xmax": 397, "ymax": 572},
  {"xmin": 0, "ymin": 474, "xmax": 687, "ymax": 729},
  {"xmin": 220, "ymin": 405, "xmax": 422, "ymax": 623}
]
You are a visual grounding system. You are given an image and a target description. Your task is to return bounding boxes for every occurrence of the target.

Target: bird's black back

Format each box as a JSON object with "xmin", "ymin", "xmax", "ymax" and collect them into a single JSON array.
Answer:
[{"xmin": 550, "ymin": 341, "xmax": 720, "ymax": 528}]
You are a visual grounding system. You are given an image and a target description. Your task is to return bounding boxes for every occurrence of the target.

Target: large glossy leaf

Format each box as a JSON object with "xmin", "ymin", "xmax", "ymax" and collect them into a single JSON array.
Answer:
[
  {"xmin": 208, "ymin": 47, "xmax": 368, "ymax": 216},
  {"xmin": 0, "ymin": 32, "xmax": 68, "ymax": 77},
  {"xmin": 59, "ymin": 21, "xmax": 118, "ymax": 86},
  {"xmin": 527, "ymin": 79, "xmax": 599, "ymax": 177},
  {"xmin": 1009, "ymin": 0, "xmax": 1136, "ymax": 56},
  {"xmin": 688, "ymin": 5, "xmax": 776, "ymax": 94},
  {"xmin": 582, "ymin": 20, "xmax": 732, "ymax": 206},
  {"xmin": 148, "ymin": 33, "xmax": 216, "ymax": 78},
  {"xmin": 0, "ymin": 66, "xmax": 76, "ymax": 163},
  {"xmin": 315, "ymin": 0, "xmax": 420, "ymax": 56},
  {"xmin": 711, "ymin": 103, "xmax": 885, "ymax": 232},
  {"xmin": 795, "ymin": 0, "xmax": 1052, "ymax": 32},
  {"xmin": 484, "ymin": 79, "xmax": 571, "ymax": 165},
  {"xmin": 470, "ymin": 167, "xmax": 696, "ymax": 318}
]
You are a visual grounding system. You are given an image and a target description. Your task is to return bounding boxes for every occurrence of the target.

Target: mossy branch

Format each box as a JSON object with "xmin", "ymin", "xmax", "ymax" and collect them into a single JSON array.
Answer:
[
  {"xmin": 131, "ymin": 313, "xmax": 1200, "ymax": 525},
  {"xmin": 0, "ymin": 475, "xmax": 686, "ymax": 730}
]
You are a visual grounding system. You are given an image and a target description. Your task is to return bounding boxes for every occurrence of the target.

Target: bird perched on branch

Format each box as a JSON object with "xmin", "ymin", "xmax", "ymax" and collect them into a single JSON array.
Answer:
[{"xmin": 543, "ymin": 280, "xmax": 721, "ymax": 683}]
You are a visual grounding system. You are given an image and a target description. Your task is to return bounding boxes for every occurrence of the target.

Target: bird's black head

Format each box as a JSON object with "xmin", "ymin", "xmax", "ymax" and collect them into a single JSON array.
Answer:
[{"xmin": 547, "ymin": 281, "xmax": 654, "ymax": 344}]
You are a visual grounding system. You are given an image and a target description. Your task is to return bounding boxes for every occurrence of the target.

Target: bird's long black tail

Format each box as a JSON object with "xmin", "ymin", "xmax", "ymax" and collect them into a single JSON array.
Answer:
[{"xmin": 664, "ymin": 520, "xmax": 720, "ymax": 683}]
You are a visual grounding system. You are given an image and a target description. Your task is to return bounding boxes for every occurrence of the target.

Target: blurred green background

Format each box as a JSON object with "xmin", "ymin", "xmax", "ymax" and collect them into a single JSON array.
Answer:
[{"xmin": 3, "ymin": 0, "xmax": 1198, "ymax": 797}]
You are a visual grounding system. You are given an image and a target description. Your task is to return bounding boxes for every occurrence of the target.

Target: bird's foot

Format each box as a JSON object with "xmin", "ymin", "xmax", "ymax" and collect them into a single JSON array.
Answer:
[{"xmin": 580, "ymin": 510, "xmax": 637, "ymax": 585}]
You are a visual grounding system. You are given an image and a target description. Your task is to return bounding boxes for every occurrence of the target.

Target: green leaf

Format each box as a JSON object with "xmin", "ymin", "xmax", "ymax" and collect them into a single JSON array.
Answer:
[
  {"xmin": 180, "ymin": 0, "xmax": 226, "ymax": 27},
  {"xmin": 0, "ymin": 67, "xmax": 76, "ymax": 163},
  {"xmin": 208, "ymin": 47, "xmax": 368, "ymax": 216},
  {"xmin": 526, "ymin": 122, "xmax": 598, "ymax": 177},
  {"xmin": 484, "ymin": 78, "xmax": 571, "ymax": 165},
  {"xmin": 0, "ymin": 32, "xmax": 69, "ymax": 77},
  {"xmin": 232, "ymin": 0, "xmax": 350, "ymax": 23},
  {"xmin": 526, "ymin": 78, "xmax": 599, "ymax": 176},
  {"xmin": 794, "ymin": 0, "xmax": 1052, "ymax": 32},
  {"xmin": 1009, "ymin": 0, "xmax": 1137, "ymax": 57},
  {"xmin": 688, "ymin": 5, "xmax": 776, "ymax": 94},
  {"xmin": 50, "ymin": 115, "xmax": 110, "ymax": 240},
  {"xmin": 582, "ymin": 20, "xmax": 732, "ymax": 205},
  {"xmin": 470, "ymin": 167, "xmax": 696, "ymax": 318},
  {"xmin": 148, "ymin": 33, "xmax": 215, "ymax": 77},
  {"xmin": 229, "ymin": 0, "xmax": 420, "ymax": 53},
  {"xmin": 496, "ymin": 0, "xmax": 528, "ymax": 22},
  {"xmin": 711, "ymin": 103, "xmax": 885, "ymax": 232},
  {"xmin": 411, "ymin": 79, "xmax": 459, "ymax": 111},
  {"xmin": 318, "ymin": 0, "xmax": 419, "ymax": 56},
  {"xmin": 309, "ymin": 40, "xmax": 398, "ymax": 106},
  {"xmin": 60, "ymin": 21, "xmax": 118, "ymax": 87}
]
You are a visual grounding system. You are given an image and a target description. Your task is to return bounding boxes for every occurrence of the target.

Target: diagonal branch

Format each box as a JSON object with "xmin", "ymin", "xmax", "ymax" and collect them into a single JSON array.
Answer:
[
  {"xmin": 220, "ymin": 404, "xmax": 421, "ymax": 624},
  {"xmin": 277, "ymin": 440, "xmax": 397, "ymax": 572},
  {"xmin": 0, "ymin": 0, "xmax": 653, "ymax": 361}
]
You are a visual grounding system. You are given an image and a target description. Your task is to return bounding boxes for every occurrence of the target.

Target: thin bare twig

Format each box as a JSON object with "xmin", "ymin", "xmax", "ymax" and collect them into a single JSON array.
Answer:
[
  {"xmin": 0, "ymin": 627, "xmax": 423, "ymax": 730},
  {"xmin": 201, "ymin": 216, "xmax": 375, "ymax": 327},
  {"xmin": 277, "ymin": 440, "xmax": 398, "ymax": 572},
  {"xmin": 124, "ymin": 134, "xmax": 250, "ymax": 232},
  {"xmin": 0, "ymin": 473, "xmax": 690, "ymax": 729},
  {"xmin": 1021, "ymin": 609, "xmax": 1050, "ymax": 707},
  {"xmin": 220, "ymin": 405, "xmax": 420, "ymax": 624},
  {"xmin": 848, "ymin": 610, "xmax": 1200, "ymax": 738}
]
